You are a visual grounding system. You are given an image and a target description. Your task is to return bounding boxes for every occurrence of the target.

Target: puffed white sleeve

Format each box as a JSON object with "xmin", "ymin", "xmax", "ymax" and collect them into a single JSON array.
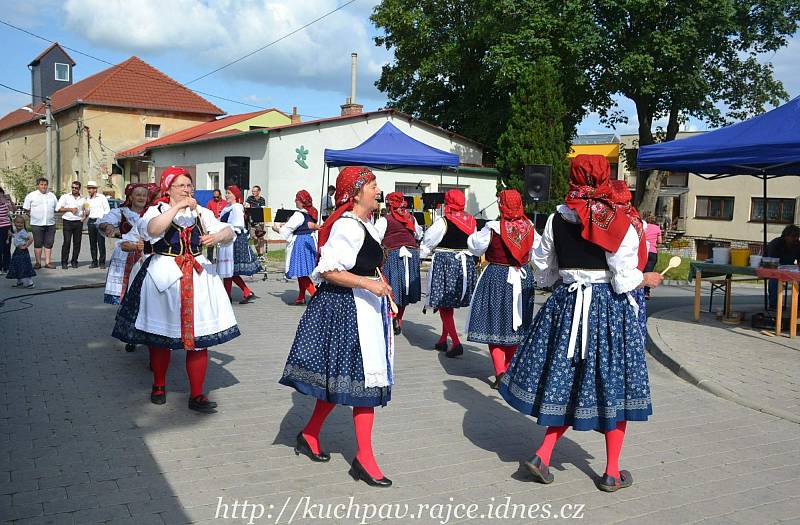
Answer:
[
  {"xmin": 374, "ymin": 217, "xmax": 388, "ymax": 241},
  {"xmin": 607, "ymin": 224, "xmax": 644, "ymax": 294},
  {"xmin": 278, "ymin": 211, "xmax": 305, "ymax": 241},
  {"xmin": 420, "ymin": 217, "xmax": 446, "ymax": 258},
  {"xmin": 413, "ymin": 218, "xmax": 423, "ymax": 241},
  {"xmin": 313, "ymin": 218, "xmax": 365, "ymax": 278},
  {"xmin": 140, "ymin": 206, "xmax": 165, "ymax": 242},
  {"xmin": 228, "ymin": 204, "xmax": 246, "ymax": 232},
  {"xmin": 97, "ymin": 208, "xmax": 122, "ymax": 237},
  {"xmin": 467, "ymin": 221, "xmax": 494, "ymax": 256},
  {"xmin": 532, "ymin": 214, "xmax": 560, "ymax": 288}
]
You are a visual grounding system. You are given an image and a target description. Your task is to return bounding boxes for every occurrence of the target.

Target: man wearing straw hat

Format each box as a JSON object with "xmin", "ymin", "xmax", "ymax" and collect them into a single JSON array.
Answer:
[{"xmin": 86, "ymin": 180, "xmax": 110, "ymax": 268}]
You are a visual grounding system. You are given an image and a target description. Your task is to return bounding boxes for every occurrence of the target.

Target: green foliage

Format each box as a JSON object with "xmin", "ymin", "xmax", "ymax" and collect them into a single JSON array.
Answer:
[
  {"xmin": 0, "ymin": 158, "xmax": 44, "ymax": 202},
  {"xmin": 496, "ymin": 61, "xmax": 570, "ymax": 214}
]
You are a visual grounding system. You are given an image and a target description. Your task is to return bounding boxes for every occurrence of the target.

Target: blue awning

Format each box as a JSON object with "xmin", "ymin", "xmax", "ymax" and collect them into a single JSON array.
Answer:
[
  {"xmin": 324, "ymin": 122, "xmax": 460, "ymax": 168},
  {"xmin": 638, "ymin": 96, "xmax": 800, "ymax": 175}
]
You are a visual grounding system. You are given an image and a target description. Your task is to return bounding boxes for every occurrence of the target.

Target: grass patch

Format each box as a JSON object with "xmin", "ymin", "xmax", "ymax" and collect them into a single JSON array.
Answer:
[
  {"xmin": 654, "ymin": 252, "xmax": 691, "ymax": 281},
  {"xmin": 264, "ymin": 248, "xmax": 285, "ymax": 262}
]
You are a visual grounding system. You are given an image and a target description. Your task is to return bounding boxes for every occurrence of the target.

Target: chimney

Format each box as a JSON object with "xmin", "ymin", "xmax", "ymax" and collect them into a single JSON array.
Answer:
[
  {"xmin": 340, "ymin": 52, "xmax": 363, "ymax": 117},
  {"xmin": 290, "ymin": 106, "xmax": 301, "ymax": 124}
]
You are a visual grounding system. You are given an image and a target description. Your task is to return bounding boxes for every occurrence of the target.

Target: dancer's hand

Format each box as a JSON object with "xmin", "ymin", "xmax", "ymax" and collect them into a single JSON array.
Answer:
[
  {"xmin": 641, "ymin": 272, "xmax": 664, "ymax": 289},
  {"xmin": 364, "ymin": 279, "xmax": 392, "ymax": 297},
  {"xmin": 199, "ymin": 233, "xmax": 218, "ymax": 246}
]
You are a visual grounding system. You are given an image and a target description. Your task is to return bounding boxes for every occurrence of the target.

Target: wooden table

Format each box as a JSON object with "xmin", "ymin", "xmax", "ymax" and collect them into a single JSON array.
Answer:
[
  {"xmin": 689, "ymin": 262, "xmax": 759, "ymax": 321},
  {"xmin": 756, "ymin": 267, "xmax": 800, "ymax": 338}
]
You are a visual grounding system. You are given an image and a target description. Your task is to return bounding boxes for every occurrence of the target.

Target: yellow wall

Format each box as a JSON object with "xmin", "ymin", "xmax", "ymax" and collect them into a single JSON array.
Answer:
[
  {"xmin": 0, "ymin": 105, "xmax": 214, "ymax": 197},
  {"xmin": 568, "ymin": 143, "xmax": 620, "ymax": 160},
  {"xmin": 217, "ymin": 110, "xmax": 291, "ymax": 133}
]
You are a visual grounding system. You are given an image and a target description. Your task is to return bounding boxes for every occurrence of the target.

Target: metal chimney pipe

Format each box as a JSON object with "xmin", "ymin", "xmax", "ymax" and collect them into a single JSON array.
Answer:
[{"xmin": 350, "ymin": 53, "xmax": 357, "ymax": 104}]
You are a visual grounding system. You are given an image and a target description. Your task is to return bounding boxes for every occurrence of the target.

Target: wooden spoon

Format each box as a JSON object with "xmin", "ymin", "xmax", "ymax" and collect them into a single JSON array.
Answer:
[{"xmin": 660, "ymin": 255, "xmax": 682, "ymax": 276}]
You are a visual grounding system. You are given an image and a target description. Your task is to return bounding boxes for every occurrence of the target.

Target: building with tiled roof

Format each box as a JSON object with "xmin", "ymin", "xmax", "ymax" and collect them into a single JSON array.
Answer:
[{"xmin": 0, "ymin": 45, "xmax": 225, "ymax": 198}]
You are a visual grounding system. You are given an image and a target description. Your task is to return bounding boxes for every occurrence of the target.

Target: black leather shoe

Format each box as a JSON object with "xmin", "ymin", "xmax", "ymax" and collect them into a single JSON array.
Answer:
[
  {"xmin": 349, "ymin": 458, "xmax": 392, "ymax": 487},
  {"xmin": 491, "ymin": 372, "xmax": 505, "ymax": 390},
  {"xmin": 524, "ymin": 454, "xmax": 554, "ymax": 484},
  {"xmin": 71, "ymin": 262, "xmax": 78, "ymax": 269},
  {"xmin": 392, "ymin": 318, "xmax": 401, "ymax": 336},
  {"xmin": 294, "ymin": 432, "xmax": 330, "ymax": 462},
  {"xmin": 239, "ymin": 293, "xmax": 255, "ymax": 304},
  {"xmin": 445, "ymin": 344, "xmax": 464, "ymax": 358},
  {"xmin": 125, "ymin": 343, "xmax": 136, "ymax": 353},
  {"xmin": 598, "ymin": 470, "xmax": 633, "ymax": 492},
  {"xmin": 150, "ymin": 386, "xmax": 166, "ymax": 405},
  {"xmin": 188, "ymin": 395, "xmax": 218, "ymax": 413},
  {"xmin": 434, "ymin": 341, "xmax": 448, "ymax": 352},
  {"xmin": 90, "ymin": 263, "xmax": 98, "ymax": 268}
]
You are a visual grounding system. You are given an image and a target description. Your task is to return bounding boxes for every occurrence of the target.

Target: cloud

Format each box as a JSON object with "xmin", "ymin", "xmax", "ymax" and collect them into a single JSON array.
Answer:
[
  {"xmin": 767, "ymin": 34, "xmax": 800, "ymax": 99},
  {"xmin": 62, "ymin": 0, "xmax": 389, "ymax": 100}
]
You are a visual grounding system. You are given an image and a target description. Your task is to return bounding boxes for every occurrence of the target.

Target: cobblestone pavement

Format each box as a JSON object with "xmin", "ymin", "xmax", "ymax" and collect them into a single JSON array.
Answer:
[{"xmin": 1, "ymin": 270, "xmax": 799, "ymax": 524}]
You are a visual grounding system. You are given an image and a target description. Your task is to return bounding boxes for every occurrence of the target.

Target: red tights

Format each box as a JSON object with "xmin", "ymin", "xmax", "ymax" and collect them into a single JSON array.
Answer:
[
  {"xmin": 223, "ymin": 276, "xmax": 252, "ymax": 298},
  {"xmin": 534, "ymin": 421, "xmax": 627, "ymax": 477},
  {"xmin": 395, "ymin": 306, "xmax": 405, "ymax": 327},
  {"xmin": 149, "ymin": 347, "xmax": 208, "ymax": 398},
  {"xmin": 301, "ymin": 400, "xmax": 383, "ymax": 478},
  {"xmin": 437, "ymin": 308, "xmax": 460, "ymax": 345},
  {"xmin": 489, "ymin": 345, "xmax": 517, "ymax": 376},
  {"xmin": 297, "ymin": 277, "xmax": 317, "ymax": 301}
]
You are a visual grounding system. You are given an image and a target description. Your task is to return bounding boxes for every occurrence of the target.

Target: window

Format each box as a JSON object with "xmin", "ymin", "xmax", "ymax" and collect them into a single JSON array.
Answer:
[
  {"xmin": 208, "ymin": 172, "xmax": 220, "ymax": 190},
  {"xmin": 750, "ymin": 198, "xmax": 795, "ymax": 224},
  {"xmin": 395, "ymin": 182, "xmax": 428, "ymax": 196},
  {"xmin": 438, "ymin": 184, "xmax": 467, "ymax": 194},
  {"xmin": 54, "ymin": 63, "xmax": 69, "ymax": 82},
  {"xmin": 145, "ymin": 124, "xmax": 160, "ymax": 139},
  {"xmin": 695, "ymin": 196, "xmax": 734, "ymax": 220}
]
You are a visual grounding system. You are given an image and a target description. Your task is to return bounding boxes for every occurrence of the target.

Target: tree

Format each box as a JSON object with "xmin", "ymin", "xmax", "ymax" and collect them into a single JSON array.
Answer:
[
  {"xmin": 496, "ymin": 61, "xmax": 570, "ymax": 214},
  {"xmin": 591, "ymin": 0, "xmax": 800, "ymax": 214},
  {"xmin": 0, "ymin": 158, "xmax": 43, "ymax": 203}
]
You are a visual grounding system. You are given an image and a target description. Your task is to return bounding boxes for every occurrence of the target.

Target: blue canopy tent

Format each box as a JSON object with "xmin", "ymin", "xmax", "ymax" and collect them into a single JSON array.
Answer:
[
  {"xmin": 320, "ymin": 122, "xmax": 461, "ymax": 209},
  {"xmin": 638, "ymin": 96, "xmax": 800, "ymax": 310},
  {"xmin": 638, "ymin": 95, "xmax": 800, "ymax": 251}
]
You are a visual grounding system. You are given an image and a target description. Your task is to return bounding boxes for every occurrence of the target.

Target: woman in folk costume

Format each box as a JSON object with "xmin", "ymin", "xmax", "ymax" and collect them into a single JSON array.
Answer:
[
  {"xmin": 279, "ymin": 166, "xmax": 395, "ymax": 488},
  {"xmin": 98, "ymin": 182, "xmax": 159, "ymax": 352},
  {"xmin": 112, "ymin": 167, "xmax": 239, "ymax": 414},
  {"xmin": 273, "ymin": 190, "xmax": 319, "ymax": 305},
  {"xmin": 499, "ymin": 155, "xmax": 663, "ymax": 492},
  {"xmin": 216, "ymin": 185, "xmax": 261, "ymax": 304},
  {"xmin": 466, "ymin": 190, "xmax": 537, "ymax": 389},
  {"xmin": 420, "ymin": 189, "xmax": 478, "ymax": 357},
  {"xmin": 375, "ymin": 191, "xmax": 423, "ymax": 335},
  {"xmin": 609, "ymin": 180, "xmax": 649, "ymax": 347}
]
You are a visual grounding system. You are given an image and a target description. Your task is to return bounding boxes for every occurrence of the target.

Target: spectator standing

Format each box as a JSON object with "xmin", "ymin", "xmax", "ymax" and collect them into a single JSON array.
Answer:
[
  {"xmin": 205, "ymin": 189, "xmax": 226, "ymax": 260},
  {"xmin": 321, "ymin": 185, "xmax": 336, "ymax": 220},
  {"xmin": 245, "ymin": 185, "xmax": 267, "ymax": 256},
  {"xmin": 86, "ymin": 181, "xmax": 111, "ymax": 268},
  {"xmin": 56, "ymin": 181, "xmax": 87, "ymax": 269},
  {"xmin": 22, "ymin": 177, "xmax": 58, "ymax": 269},
  {"xmin": 766, "ymin": 224, "xmax": 800, "ymax": 308},
  {"xmin": 643, "ymin": 215, "xmax": 662, "ymax": 299},
  {"xmin": 0, "ymin": 187, "xmax": 12, "ymax": 273}
]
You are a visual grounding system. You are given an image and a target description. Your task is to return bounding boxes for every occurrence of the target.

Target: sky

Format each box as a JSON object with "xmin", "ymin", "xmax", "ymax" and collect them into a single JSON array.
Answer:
[{"xmin": 1, "ymin": 0, "xmax": 798, "ymax": 140}]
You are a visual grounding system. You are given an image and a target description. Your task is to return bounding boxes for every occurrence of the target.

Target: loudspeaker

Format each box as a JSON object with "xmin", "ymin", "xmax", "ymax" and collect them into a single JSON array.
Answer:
[
  {"xmin": 523, "ymin": 164, "xmax": 552, "ymax": 202},
  {"xmin": 224, "ymin": 156, "xmax": 250, "ymax": 190},
  {"xmin": 422, "ymin": 192, "xmax": 446, "ymax": 209}
]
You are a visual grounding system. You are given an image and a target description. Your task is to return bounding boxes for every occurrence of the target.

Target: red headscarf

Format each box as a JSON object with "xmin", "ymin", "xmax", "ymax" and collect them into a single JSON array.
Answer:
[
  {"xmin": 317, "ymin": 166, "xmax": 376, "ymax": 250},
  {"xmin": 295, "ymin": 190, "xmax": 319, "ymax": 222},
  {"xmin": 156, "ymin": 166, "xmax": 192, "ymax": 205},
  {"xmin": 385, "ymin": 191, "xmax": 415, "ymax": 233},
  {"xmin": 498, "ymin": 189, "xmax": 535, "ymax": 266},
  {"xmin": 227, "ymin": 185, "xmax": 243, "ymax": 204},
  {"xmin": 564, "ymin": 155, "xmax": 629, "ymax": 253},
  {"xmin": 444, "ymin": 189, "xmax": 476, "ymax": 235},
  {"xmin": 610, "ymin": 179, "xmax": 647, "ymax": 271}
]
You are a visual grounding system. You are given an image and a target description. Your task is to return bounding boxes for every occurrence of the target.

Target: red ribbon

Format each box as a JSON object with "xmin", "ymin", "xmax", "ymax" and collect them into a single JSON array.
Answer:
[{"xmin": 174, "ymin": 227, "xmax": 204, "ymax": 350}]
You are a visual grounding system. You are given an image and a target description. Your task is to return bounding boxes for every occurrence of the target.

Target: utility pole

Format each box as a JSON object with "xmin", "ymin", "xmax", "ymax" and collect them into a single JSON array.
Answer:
[{"xmin": 44, "ymin": 98, "xmax": 52, "ymax": 185}]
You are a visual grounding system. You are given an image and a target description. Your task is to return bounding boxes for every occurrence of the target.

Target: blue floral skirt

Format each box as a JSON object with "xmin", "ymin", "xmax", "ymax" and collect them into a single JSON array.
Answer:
[
  {"xmin": 631, "ymin": 287, "xmax": 647, "ymax": 348},
  {"xmin": 499, "ymin": 283, "xmax": 652, "ymax": 431},
  {"xmin": 427, "ymin": 251, "xmax": 477, "ymax": 309},
  {"xmin": 112, "ymin": 257, "xmax": 241, "ymax": 350},
  {"xmin": 279, "ymin": 283, "xmax": 391, "ymax": 407},
  {"xmin": 104, "ymin": 294, "xmax": 121, "ymax": 305},
  {"xmin": 233, "ymin": 231, "xmax": 262, "ymax": 276},
  {"xmin": 382, "ymin": 247, "xmax": 421, "ymax": 307},
  {"xmin": 6, "ymin": 248, "xmax": 35, "ymax": 280},
  {"xmin": 286, "ymin": 234, "xmax": 317, "ymax": 278},
  {"xmin": 467, "ymin": 264, "xmax": 535, "ymax": 345}
]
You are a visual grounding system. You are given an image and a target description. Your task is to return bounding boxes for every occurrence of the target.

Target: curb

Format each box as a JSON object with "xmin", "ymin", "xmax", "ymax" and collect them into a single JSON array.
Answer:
[{"xmin": 647, "ymin": 306, "xmax": 800, "ymax": 425}]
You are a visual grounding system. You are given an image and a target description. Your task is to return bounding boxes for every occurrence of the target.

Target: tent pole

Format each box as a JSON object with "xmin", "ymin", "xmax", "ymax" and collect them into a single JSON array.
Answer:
[
  {"xmin": 763, "ymin": 171, "xmax": 768, "ymax": 311},
  {"xmin": 320, "ymin": 163, "xmax": 328, "ymax": 220}
]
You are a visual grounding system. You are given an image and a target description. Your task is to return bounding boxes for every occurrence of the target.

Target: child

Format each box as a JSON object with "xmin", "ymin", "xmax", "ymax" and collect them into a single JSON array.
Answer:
[{"xmin": 7, "ymin": 215, "xmax": 36, "ymax": 288}]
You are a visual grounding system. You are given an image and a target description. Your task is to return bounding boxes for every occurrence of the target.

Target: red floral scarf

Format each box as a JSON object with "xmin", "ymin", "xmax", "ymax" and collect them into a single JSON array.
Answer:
[
  {"xmin": 498, "ymin": 190, "xmax": 535, "ymax": 266},
  {"xmin": 444, "ymin": 189, "xmax": 476, "ymax": 235}
]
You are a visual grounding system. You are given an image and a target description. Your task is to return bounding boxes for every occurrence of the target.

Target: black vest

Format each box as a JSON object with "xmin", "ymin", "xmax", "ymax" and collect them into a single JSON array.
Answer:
[
  {"xmin": 552, "ymin": 213, "xmax": 609, "ymax": 270},
  {"xmin": 348, "ymin": 219, "xmax": 384, "ymax": 276},
  {"xmin": 439, "ymin": 218, "xmax": 470, "ymax": 249}
]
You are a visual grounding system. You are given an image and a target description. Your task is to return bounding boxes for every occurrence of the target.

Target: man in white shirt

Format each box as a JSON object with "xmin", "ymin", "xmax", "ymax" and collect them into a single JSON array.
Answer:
[
  {"xmin": 85, "ymin": 180, "xmax": 110, "ymax": 268},
  {"xmin": 22, "ymin": 177, "xmax": 58, "ymax": 269},
  {"xmin": 56, "ymin": 181, "xmax": 87, "ymax": 269}
]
